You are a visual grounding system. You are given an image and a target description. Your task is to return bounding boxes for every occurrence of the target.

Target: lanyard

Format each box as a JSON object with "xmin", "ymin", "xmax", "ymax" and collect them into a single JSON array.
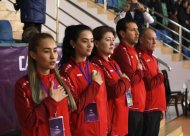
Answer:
[
  {"xmin": 113, "ymin": 64, "xmax": 121, "ymax": 77},
  {"xmin": 39, "ymin": 79, "xmax": 57, "ymax": 95},
  {"xmin": 78, "ymin": 59, "xmax": 91, "ymax": 84}
]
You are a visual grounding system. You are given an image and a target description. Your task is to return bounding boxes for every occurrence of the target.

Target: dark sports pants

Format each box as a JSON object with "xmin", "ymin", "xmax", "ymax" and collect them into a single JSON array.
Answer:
[
  {"xmin": 142, "ymin": 111, "xmax": 162, "ymax": 136},
  {"xmin": 127, "ymin": 110, "xmax": 144, "ymax": 136}
]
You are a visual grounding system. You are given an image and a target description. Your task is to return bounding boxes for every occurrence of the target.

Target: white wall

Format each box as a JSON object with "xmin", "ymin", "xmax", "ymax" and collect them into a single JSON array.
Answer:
[{"xmin": 154, "ymin": 47, "xmax": 190, "ymax": 93}]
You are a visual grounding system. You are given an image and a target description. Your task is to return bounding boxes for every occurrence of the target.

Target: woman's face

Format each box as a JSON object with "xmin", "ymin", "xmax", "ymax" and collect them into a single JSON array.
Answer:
[
  {"xmin": 30, "ymin": 38, "xmax": 58, "ymax": 74},
  {"xmin": 74, "ymin": 30, "xmax": 94, "ymax": 58},
  {"xmin": 95, "ymin": 32, "xmax": 115, "ymax": 56}
]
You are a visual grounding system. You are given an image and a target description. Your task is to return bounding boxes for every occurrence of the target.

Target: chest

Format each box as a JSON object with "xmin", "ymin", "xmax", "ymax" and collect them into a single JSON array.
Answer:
[{"xmin": 141, "ymin": 54, "xmax": 158, "ymax": 75}]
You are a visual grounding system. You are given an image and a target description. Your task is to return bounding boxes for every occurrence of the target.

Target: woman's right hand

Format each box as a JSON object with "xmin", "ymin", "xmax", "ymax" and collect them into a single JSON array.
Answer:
[
  {"xmin": 120, "ymin": 73, "xmax": 130, "ymax": 80},
  {"xmin": 137, "ymin": 61, "xmax": 143, "ymax": 70},
  {"xmin": 92, "ymin": 70, "xmax": 103, "ymax": 85},
  {"xmin": 49, "ymin": 81, "xmax": 68, "ymax": 102}
]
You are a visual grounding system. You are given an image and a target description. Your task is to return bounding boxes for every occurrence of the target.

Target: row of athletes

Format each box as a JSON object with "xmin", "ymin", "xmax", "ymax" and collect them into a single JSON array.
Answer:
[{"xmin": 15, "ymin": 18, "xmax": 166, "ymax": 136}]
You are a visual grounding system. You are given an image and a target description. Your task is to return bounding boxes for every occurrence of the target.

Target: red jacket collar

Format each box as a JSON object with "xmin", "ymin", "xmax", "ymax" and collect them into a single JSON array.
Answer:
[
  {"xmin": 138, "ymin": 46, "xmax": 153, "ymax": 56},
  {"xmin": 120, "ymin": 43, "xmax": 135, "ymax": 51},
  {"xmin": 93, "ymin": 54, "xmax": 112, "ymax": 62},
  {"xmin": 37, "ymin": 72, "xmax": 55, "ymax": 81}
]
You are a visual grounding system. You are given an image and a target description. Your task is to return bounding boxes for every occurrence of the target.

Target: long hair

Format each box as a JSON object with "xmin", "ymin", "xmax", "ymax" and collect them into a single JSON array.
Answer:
[
  {"xmin": 59, "ymin": 24, "xmax": 92, "ymax": 68},
  {"xmin": 28, "ymin": 33, "xmax": 76, "ymax": 110},
  {"xmin": 90, "ymin": 25, "xmax": 116, "ymax": 59}
]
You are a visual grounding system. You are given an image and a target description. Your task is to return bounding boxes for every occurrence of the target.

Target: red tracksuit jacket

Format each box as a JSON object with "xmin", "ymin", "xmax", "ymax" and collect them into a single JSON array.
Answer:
[
  {"xmin": 59, "ymin": 58, "xmax": 108, "ymax": 136},
  {"xmin": 15, "ymin": 73, "xmax": 71, "ymax": 136},
  {"xmin": 137, "ymin": 48, "xmax": 166, "ymax": 111},
  {"xmin": 91, "ymin": 55, "xmax": 131, "ymax": 136},
  {"xmin": 112, "ymin": 43, "xmax": 146, "ymax": 112}
]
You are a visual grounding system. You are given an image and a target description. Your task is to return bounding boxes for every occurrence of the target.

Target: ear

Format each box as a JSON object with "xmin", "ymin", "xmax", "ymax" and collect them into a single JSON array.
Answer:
[
  {"xmin": 70, "ymin": 40, "xmax": 75, "ymax": 48},
  {"xmin": 94, "ymin": 40, "xmax": 99, "ymax": 48},
  {"xmin": 29, "ymin": 51, "xmax": 37, "ymax": 60},
  {"xmin": 119, "ymin": 31, "xmax": 125, "ymax": 39}
]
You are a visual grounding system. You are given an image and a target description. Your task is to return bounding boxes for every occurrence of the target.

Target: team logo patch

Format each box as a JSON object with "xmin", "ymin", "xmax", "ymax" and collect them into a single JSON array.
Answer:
[
  {"xmin": 146, "ymin": 59, "xmax": 150, "ymax": 62},
  {"xmin": 76, "ymin": 74, "xmax": 82, "ymax": 77}
]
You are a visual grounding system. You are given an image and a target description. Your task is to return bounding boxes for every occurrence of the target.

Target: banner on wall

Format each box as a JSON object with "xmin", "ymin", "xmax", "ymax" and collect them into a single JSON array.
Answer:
[{"xmin": 0, "ymin": 44, "xmax": 62, "ymax": 134}]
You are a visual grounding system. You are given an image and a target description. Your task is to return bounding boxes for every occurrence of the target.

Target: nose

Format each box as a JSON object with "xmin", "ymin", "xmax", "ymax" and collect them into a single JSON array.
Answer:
[
  {"xmin": 87, "ymin": 41, "xmax": 94, "ymax": 48},
  {"xmin": 153, "ymin": 38, "xmax": 156, "ymax": 44},
  {"xmin": 50, "ymin": 50, "xmax": 56, "ymax": 59},
  {"xmin": 136, "ymin": 29, "xmax": 139, "ymax": 36},
  {"xmin": 111, "ymin": 38, "xmax": 115, "ymax": 44}
]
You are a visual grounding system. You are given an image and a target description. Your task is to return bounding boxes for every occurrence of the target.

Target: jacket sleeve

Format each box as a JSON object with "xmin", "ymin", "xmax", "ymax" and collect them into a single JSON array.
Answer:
[
  {"xmin": 100, "ymin": 64, "xmax": 131, "ymax": 99},
  {"xmin": 105, "ymin": 77, "xmax": 131, "ymax": 99},
  {"xmin": 143, "ymin": 70, "xmax": 164, "ymax": 90},
  {"xmin": 14, "ymin": 81, "xmax": 58, "ymax": 130},
  {"xmin": 63, "ymin": 72, "xmax": 100, "ymax": 113},
  {"xmin": 113, "ymin": 48, "xmax": 144, "ymax": 87},
  {"xmin": 143, "ymin": 12, "xmax": 154, "ymax": 24}
]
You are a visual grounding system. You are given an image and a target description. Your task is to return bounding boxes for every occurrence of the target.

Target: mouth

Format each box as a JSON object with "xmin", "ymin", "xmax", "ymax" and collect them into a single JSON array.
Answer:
[
  {"xmin": 134, "ymin": 37, "xmax": 139, "ymax": 41},
  {"xmin": 109, "ymin": 47, "xmax": 114, "ymax": 50},
  {"xmin": 50, "ymin": 61, "xmax": 56, "ymax": 65},
  {"xmin": 87, "ymin": 49, "xmax": 92, "ymax": 52}
]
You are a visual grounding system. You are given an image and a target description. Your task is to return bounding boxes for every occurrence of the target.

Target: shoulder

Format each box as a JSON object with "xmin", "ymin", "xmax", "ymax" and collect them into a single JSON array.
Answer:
[
  {"xmin": 60, "ymin": 62, "xmax": 75, "ymax": 75},
  {"xmin": 114, "ymin": 44, "xmax": 125, "ymax": 53},
  {"xmin": 91, "ymin": 57, "xmax": 104, "ymax": 67},
  {"xmin": 15, "ymin": 75, "xmax": 29, "ymax": 89},
  {"xmin": 91, "ymin": 62, "xmax": 102, "ymax": 71},
  {"xmin": 115, "ymin": 45, "xmax": 130, "ymax": 56}
]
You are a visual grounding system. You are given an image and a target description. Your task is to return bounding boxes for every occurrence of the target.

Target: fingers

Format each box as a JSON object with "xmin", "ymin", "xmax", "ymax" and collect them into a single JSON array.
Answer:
[
  {"xmin": 58, "ymin": 85, "xmax": 67, "ymax": 97},
  {"xmin": 96, "ymin": 71, "xmax": 100, "ymax": 76},
  {"xmin": 58, "ymin": 85, "xmax": 64, "ymax": 92}
]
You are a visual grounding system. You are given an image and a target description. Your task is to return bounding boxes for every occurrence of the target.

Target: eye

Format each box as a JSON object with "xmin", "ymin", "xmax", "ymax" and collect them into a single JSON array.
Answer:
[
  {"xmin": 82, "ymin": 39, "xmax": 88, "ymax": 43},
  {"xmin": 90, "ymin": 39, "xmax": 94, "ymax": 43},
  {"xmin": 53, "ymin": 48, "xmax": 57, "ymax": 53},
  {"xmin": 105, "ymin": 38, "xmax": 111, "ymax": 41},
  {"xmin": 44, "ymin": 50, "xmax": 49, "ymax": 53}
]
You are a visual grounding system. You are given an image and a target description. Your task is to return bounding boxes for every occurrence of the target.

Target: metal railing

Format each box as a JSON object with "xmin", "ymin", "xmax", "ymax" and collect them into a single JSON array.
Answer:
[
  {"xmin": 5, "ymin": 0, "xmax": 106, "ymax": 42},
  {"xmin": 100, "ymin": 1, "xmax": 190, "ymax": 59},
  {"xmin": 147, "ymin": 6, "xmax": 190, "ymax": 59}
]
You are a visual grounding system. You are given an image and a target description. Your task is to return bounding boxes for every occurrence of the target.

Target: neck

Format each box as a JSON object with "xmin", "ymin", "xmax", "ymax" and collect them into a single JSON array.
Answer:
[
  {"xmin": 37, "ymin": 68, "xmax": 50, "ymax": 75},
  {"xmin": 75, "ymin": 54, "xmax": 87, "ymax": 63},
  {"xmin": 141, "ymin": 45, "xmax": 153, "ymax": 54},
  {"xmin": 121, "ymin": 40, "xmax": 134, "ymax": 47},
  {"xmin": 98, "ymin": 52, "xmax": 109, "ymax": 61}
]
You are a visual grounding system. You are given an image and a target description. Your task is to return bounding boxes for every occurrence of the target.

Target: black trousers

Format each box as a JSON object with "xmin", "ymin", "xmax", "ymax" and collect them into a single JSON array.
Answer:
[
  {"xmin": 142, "ymin": 111, "xmax": 162, "ymax": 136},
  {"xmin": 127, "ymin": 110, "xmax": 144, "ymax": 136}
]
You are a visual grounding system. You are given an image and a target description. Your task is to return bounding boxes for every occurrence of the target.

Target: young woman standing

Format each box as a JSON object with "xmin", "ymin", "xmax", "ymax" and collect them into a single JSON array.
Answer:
[
  {"xmin": 15, "ymin": 33, "xmax": 76, "ymax": 136},
  {"xmin": 59, "ymin": 24, "xmax": 108, "ymax": 136}
]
